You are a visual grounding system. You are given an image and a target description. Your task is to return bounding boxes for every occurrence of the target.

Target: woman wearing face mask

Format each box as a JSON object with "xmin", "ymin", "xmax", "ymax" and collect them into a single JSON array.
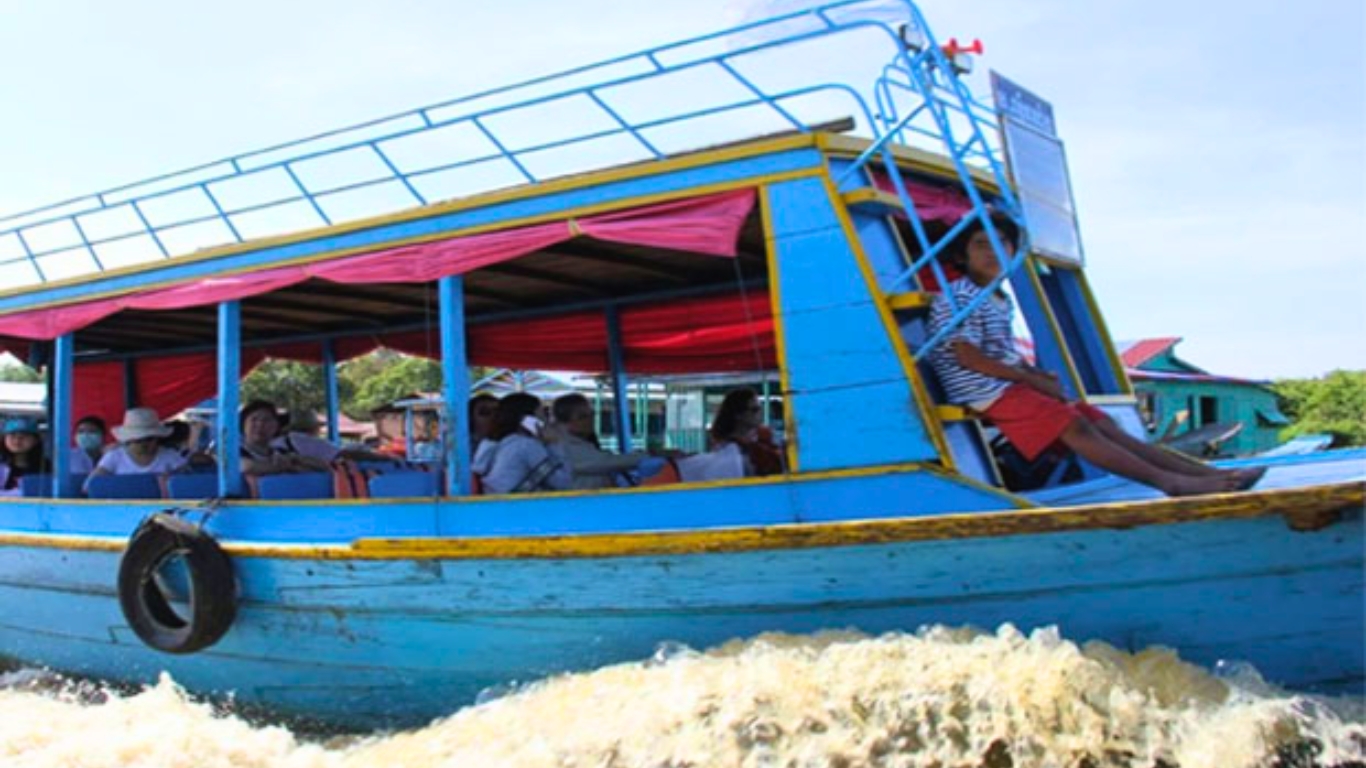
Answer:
[
  {"xmin": 70, "ymin": 416, "xmax": 108, "ymax": 474},
  {"xmin": 470, "ymin": 393, "xmax": 571, "ymax": 495}
]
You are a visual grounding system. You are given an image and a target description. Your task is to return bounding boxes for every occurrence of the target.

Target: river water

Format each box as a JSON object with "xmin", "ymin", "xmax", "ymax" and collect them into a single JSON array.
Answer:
[{"xmin": 1, "ymin": 625, "xmax": 1361, "ymax": 768}]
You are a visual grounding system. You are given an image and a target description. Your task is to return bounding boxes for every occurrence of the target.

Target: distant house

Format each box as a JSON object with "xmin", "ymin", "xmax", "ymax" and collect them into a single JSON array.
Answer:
[{"xmin": 1118, "ymin": 337, "xmax": 1289, "ymax": 456}]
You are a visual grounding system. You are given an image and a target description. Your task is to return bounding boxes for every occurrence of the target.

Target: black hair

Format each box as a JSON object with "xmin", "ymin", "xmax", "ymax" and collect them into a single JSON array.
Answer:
[
  {"xmin": 162, "ymin": 419, "xmax": 191, "ymax": 449},
  {"xmin": 489, "ymin": 393, "xmax": 543, "ymax": 440},
  {"xmin": 75, "ymin": 415, "xmax": 107, "ymax": 434},
  {"xmin": 468, "ymin": 393, "xmax": 499, "ymax": 417},
  {"xmin": 552, "ymin": 393, "xmax": 591, "ymax": 425},
  {"xmin": 946, "ymin": 212, "xmax": 1021, "ymax": 271},
  {"xmin": 0, "ymin": 432, "xmax": 48, "ymax": 483},
  {"xmin": 709, "ymin": 388, "xmax": 758, "ymax": 443},
  {"xmin": 239, "ymin": 400, "xmax": 284, "ymax": 431}
]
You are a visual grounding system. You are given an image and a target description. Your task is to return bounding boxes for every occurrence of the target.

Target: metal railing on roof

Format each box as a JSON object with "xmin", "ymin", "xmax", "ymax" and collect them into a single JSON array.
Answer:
[
  {"xmin": 1, "ymin": 0, "xmax": 1035, "ymax": 373},
  {"xmin": 0, "ymin": 0, "xmax": 947, "ymax": 288}
]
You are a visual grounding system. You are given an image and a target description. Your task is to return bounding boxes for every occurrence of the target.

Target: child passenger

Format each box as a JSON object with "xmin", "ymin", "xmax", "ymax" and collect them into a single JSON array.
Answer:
[
  {"xmin": 926, "ymin": 213, "xmax": 1263, "ymax": 497},
  {"xmin": 0, "ymin": 417, "xmax": 49, "ymax": 493}
]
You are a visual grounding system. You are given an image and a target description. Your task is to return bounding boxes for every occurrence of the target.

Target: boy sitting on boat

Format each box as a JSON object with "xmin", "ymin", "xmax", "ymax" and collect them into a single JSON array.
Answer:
[{"xmin": 926, "ymin": 213, "xmax": 1263, "ymax": 497}]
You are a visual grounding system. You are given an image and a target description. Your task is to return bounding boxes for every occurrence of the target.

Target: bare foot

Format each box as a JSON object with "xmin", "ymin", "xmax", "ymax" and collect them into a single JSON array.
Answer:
[
  {"xmin": 1231, "ymin": 466, "xmax": 1267, "ymax": 491},
  {"xmin": 1161, "ymin": 472, "xmax": 1240, "ymax": 497}
]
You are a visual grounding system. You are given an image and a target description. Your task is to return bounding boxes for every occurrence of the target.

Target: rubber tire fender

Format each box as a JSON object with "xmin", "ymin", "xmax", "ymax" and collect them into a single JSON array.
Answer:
[{"xmin": 117, "ymin": 512, "xmax": 238, "ymax": 654}]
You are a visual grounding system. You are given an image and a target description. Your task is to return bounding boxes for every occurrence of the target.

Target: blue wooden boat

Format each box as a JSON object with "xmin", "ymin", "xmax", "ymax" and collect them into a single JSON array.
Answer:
[{"xmin": 0, "ymin": 0, "xmax": 1360, "ymax": 728}]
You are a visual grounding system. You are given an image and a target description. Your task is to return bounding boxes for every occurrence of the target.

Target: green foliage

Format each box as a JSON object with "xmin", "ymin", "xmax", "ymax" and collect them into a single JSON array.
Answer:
[
  {"xmin": 343, "ymin": 353, "xmax": 442, "ymax": 418},
  {"xmin": 1272, "ymin": 370, "xmax": 1366, "ymax": 446},
  {"xmin": 241, "ymin": 360, "xmax": 325, "ymax": 419},
  {"xmin": 238, "ymin": 349, "xmax": 452, "ymax": 421},
  {"xmin": 0, "ymin": 358, "xmax": 42, "ymax": 382},
  {"xmin": 0, "ymin": 362, "xmax": 42, "ymax": 383}
]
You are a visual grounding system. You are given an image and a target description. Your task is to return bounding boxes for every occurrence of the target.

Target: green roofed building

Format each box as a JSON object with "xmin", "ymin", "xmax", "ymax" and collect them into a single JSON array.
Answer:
[{"xmin": 1119, "ymin": 338, "xmax": 1289, "ymax": 457}]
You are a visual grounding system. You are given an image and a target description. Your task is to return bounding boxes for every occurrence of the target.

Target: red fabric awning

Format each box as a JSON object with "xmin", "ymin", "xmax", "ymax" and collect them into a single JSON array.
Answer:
[
  {"xmin": 68, "ymin": 290, "xmax": 775, "ymax": 430},
  {"xmin": 0, "ymin": 189, "xmax": 755, "ymax": 341},
  {"xmin": 44, "ymin": 188, "xmax": 769, "ymax": 427}
]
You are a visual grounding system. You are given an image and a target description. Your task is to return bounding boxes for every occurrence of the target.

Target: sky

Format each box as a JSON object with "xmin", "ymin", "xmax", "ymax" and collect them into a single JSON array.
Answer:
[{"xmin": 0, "ymin": 0, "xmax": 1362, "ymax": 379}]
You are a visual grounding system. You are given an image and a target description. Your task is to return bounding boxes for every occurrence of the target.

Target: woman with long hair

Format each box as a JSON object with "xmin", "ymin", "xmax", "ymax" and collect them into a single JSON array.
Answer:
[{"xmin": 708, "ymin": 388, "xmax": 784, "ymax": 477}]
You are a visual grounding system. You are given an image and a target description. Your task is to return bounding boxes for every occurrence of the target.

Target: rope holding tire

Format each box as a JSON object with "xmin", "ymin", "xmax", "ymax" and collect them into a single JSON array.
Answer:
[{"xmin": 117, "ymin": 512, "xmax": 238, "ymax": 654}]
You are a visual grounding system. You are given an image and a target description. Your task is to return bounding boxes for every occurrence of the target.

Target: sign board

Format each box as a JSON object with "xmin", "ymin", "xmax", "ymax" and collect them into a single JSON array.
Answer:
[{"xmin": 990, "ymin": 72, "xmax": 1084, "ymax": 265}]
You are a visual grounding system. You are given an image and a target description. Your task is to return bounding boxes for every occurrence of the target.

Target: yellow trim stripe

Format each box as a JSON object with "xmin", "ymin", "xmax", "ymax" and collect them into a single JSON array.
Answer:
[
  {"xmin": 838, "ymin": 187, "xmax": 903, "ymax": 213},
  {"xmin": 1073, "ymin": 268, "xmax": 1134, "ymax": 396},
  {"xmin": 935, "ymin": 405, "xmax": 973, "ymax": 422},
  {"xmin": 1023, "ymin": 257, "xmax": 1087, "ymax": 396},
  {"xmin": 4, "ymin": 482, "xmax": 1357, "ymax": 561},
  {"xmin": 885, "ymin": 291, "xmax": 932, "ymax": 312},
  {"xmin": 817, "ymin": 135, "xmax": 999, "ymax": 189},
  {"xmin": 818, "ymin": 173, "xmax": 958, "ymax": 470},
  {"xmin": 758, "ymin": 185, "xmax": 801, "ymax": 474}
]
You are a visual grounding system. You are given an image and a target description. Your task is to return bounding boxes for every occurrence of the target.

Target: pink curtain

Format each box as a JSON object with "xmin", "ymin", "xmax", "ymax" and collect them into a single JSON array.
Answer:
[
  {"xmin": 870, "ymin": 172, "xmax": 971, "ymax": 222},
  {"xmin": 0, "ymin": 189, "xmax": 756, "ymax": 341}
]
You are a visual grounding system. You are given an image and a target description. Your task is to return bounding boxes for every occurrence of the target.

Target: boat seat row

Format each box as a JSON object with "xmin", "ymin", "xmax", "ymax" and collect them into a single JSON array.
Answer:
[{"xmin": 15, "ymin": 469, "xmax": 442, "ymax": 501}]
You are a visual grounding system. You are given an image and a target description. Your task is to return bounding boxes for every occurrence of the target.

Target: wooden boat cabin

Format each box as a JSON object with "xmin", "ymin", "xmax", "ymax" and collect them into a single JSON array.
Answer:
[{"xmin": 0, "ymin": 0, "xmax": 1358, "ymax": 727}]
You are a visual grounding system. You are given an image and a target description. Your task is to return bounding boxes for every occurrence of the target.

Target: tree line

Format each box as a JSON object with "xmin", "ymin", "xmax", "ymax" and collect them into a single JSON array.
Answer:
[{"xmin": 1272, "ymin": 370, "xmax": 1366, "ymax": 447}]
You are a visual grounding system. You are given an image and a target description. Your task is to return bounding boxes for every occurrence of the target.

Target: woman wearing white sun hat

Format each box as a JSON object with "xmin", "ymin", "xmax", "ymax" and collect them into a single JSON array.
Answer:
[{"xmin": 86, "ymin": 407, "xmax": 188, "ymax": 484}]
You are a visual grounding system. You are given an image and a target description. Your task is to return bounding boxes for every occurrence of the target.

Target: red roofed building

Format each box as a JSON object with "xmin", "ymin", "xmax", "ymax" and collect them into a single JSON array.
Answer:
[{"xmin": 1115, "ymin": 338, "xmax": 1289, "ymax": 456}]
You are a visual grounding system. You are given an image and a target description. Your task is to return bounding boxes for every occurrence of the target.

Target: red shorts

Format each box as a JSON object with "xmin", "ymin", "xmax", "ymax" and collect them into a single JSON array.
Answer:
[{"xmin": 981, "ymin": 384, "xmax": 1108, "ymax": 461}]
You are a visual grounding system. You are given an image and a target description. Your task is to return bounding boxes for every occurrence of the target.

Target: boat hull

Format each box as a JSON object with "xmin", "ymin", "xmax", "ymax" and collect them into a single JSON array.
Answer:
[{"xmin": 0, "ymin": 502, "xmax": 1360, "ymax": 728}]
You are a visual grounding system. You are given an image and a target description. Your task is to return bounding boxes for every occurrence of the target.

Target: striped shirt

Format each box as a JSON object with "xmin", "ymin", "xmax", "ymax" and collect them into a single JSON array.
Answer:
[{"xmin": 927, "ymin": 277, "xmax": 1021, "ymax": 407}]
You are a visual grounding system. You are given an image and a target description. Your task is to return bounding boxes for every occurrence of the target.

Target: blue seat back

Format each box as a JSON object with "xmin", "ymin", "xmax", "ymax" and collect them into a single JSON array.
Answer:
[
  {"xmin": 86, "ymin": 473, "xmax": 163, "ymax": 500},
  {"xmin": 368, "ymin": 471, "xmax": 440, "ymax": 498},
  {"xmin": 255, "ymin": 472, "xmax": 334, "ymax": 500},
  {"xmin": 166, "ymin": 473, "xmax": 222, "ymax": 500},
  {"xmin": 18, "ymin": 473, "xmax": 88, "ymax": 498}
]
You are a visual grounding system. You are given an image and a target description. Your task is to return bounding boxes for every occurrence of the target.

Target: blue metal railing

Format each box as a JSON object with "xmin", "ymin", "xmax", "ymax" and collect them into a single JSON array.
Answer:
[
  {"xmin": 1, "ymin": 0, "xmax": 1031, "ymax": 370},
  {"xmin": 0, "ymin": 0, "xmax": 925, "ymax": 289},
  {"xmin": 832, "ymin": 1, "xmax": 1028, "ymax": 362}
]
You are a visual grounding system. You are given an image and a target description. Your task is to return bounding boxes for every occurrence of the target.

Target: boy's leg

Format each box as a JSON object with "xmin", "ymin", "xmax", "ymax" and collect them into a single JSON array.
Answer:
[
  {"xmin": 1089, "ymin": 413, "xmax": 1266, "ymax": 489},
  {"xmin": 1057, "ymin": 418, "xmax": 1238, "ymax": 497},
  {"xmin": 1090, "ymin": 414, "xmax": 1222, "ymax": 476}
]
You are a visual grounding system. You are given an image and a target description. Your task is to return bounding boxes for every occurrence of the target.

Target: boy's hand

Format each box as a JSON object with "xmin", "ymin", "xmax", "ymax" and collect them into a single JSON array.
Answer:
[{"xmin": 1025, "ymin": 370, "xmax": 1066, "ymax": 401}]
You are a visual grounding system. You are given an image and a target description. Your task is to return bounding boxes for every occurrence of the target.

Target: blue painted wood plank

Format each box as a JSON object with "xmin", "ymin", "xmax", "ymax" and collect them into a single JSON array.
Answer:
[
  {"xmin": 0, "ymin": 509, "xmax": 1358, "ymax": 726},
  {"xmin": 766, "ymin": 177, "xmax": 939, "ymax": 470},
  {"xmin": 0, "ymin": 467, "xmax": 1017, "ymax": 543}
]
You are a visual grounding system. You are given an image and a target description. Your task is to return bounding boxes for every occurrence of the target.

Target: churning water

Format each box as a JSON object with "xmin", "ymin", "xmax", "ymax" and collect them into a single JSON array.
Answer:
[{"xmin": 1, "ymin": 625, "xmax": 1362, "ymax": 768}]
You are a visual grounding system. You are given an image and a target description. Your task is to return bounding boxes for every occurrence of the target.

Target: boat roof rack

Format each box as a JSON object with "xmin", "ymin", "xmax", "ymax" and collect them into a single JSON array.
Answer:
[{"xmin": 1, "ymin": 0, "xmax": 961, "ymax": 289}]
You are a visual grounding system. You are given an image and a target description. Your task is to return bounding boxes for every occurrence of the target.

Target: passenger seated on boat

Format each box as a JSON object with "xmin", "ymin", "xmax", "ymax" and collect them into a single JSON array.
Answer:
[
  {"xmin": 926, "ymin": 213, "xmax": 1263, "ymax": 497},
  {"xmin": 161, "ymin": 418, "xmax": 215, "ymax": 469},
  {"xmin": 469, "ymin": 393, "xmax": 499, "ymax": 454},
  {"xmin": 707, "ymin": 388, "xmax": 785, "ymax": 478},
  {"xmin": 86, "ymin": 407, "xmax": 188, "ymax": 486},
  {"xmin": 239, "ymin": 400, "xmax": 333, "ymax": 475},
  {"xmin": 280, "ymin": 409, "xmax": 390, "ymax": 464},
  {"xmin": 0, "ymin": 416, "xmax": 50, "ymax": 495},
  {"xmin": 471, "ymin": 393, "xmax": 571, "ymax": 494},
  {"xmin": 69, "ymin": 415, "xmax": 109, "ymax": 474},
  {"xmin": 550, "ymin": 393, "xmax": 662, "ymax": 489}
]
